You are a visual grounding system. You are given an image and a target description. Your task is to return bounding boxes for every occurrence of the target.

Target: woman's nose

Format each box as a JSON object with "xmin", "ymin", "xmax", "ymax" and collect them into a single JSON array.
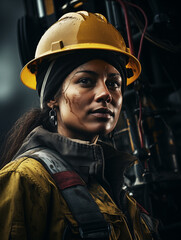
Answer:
[{"xmin": 94, "ymin": 83, "xmax": 112, "ymax": 103}]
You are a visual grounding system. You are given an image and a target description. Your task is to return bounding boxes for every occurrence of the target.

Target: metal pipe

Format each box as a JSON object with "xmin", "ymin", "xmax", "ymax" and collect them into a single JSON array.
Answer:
[
  {"xmin": 105, "ymin": 0, "xmax": 115, "ymax": 25},
  {"xmin": 111, "ymin": 1, "xmax": 122, "ymax": 31},
  {"xmin": 36, "ymin": 0, "xmax": 45, "ymax": 18}
]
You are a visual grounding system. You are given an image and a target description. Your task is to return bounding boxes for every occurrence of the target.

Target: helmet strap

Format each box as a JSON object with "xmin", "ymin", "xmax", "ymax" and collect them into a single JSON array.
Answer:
[{"xmin": 40, "ymin": 60, "xmax": 55, "ymax": 109}]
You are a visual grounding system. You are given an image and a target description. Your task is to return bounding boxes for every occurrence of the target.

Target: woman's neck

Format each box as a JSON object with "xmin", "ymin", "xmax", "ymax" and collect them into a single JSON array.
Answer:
[{"xmin": 57, "ymin": 125, "xmax": 99, "ymax": 144}]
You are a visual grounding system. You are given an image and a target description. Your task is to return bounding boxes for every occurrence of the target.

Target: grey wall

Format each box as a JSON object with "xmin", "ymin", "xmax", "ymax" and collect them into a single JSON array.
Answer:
[{"xmin": 0, "ymin": 0, "xmax": 39, "ymax": 146}]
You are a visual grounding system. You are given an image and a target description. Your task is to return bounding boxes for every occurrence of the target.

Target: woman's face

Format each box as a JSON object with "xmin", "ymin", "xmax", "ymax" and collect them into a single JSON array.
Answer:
[{"xmin": 54, "ymin": 59, "xmax": 123, "ymax": 141}]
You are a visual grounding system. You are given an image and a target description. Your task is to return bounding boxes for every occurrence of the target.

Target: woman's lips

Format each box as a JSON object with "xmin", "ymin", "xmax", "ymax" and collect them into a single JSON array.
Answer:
[
  {"xmin": 89, "ymin": 108, "xmax": 113, "ymax": 119},
  {"xmin": 90, "ymin": 112, "xmax": 112, "ymax": 119}
]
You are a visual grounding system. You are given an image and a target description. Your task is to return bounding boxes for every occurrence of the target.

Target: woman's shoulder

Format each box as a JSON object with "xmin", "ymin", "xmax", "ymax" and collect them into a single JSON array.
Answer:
[{"xmin": 0, "ymin": 157, "xmax": 56, "ymax": 194}]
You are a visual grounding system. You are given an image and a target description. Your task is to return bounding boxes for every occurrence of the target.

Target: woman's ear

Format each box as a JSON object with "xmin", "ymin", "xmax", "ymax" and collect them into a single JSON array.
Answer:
[{"xmin": 47, "ymin": 100, "xmax": 58, "ymax": 108}]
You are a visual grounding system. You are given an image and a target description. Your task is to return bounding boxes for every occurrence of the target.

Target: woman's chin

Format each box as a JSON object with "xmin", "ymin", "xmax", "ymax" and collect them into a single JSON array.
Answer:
[
  {"xmin": 85, "ymin": 122, "xmax": 114, "ymax": 136},
  {"xmin": 60, "ymin": 121, "xmax": 116, "ymax": 141}
]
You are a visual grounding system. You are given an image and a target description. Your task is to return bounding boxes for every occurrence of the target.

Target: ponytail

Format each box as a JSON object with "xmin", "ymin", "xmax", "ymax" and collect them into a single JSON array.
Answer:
[{"xmin": 0, "ymin": 107, "xmax": 53, "ymax": 169}]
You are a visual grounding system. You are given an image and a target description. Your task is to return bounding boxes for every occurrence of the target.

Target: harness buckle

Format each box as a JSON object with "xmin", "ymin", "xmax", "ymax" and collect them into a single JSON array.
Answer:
[{"xmin": 79, "ymin": 223, "xmax": 111, "ymax": 239}]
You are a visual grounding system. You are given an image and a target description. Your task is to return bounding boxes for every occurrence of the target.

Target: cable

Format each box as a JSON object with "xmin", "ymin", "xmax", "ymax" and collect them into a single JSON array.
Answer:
[
  {"xmin": 125, "ymin": 1, "xmax": 148, "ymax": 60},
  {"xmin": 138, "ymin": 97, "xmax": 144, "ymax": 148},
  {"xmin": 117, "ymin": 1, "xmax": 147, "ymax": 150},
  {"xmin": 128, "ymin": 3, "xmax": 181, "ymax": 53},
  {"xmin": 116, "ymin": 0, "xmax": 135, "ymax": 55},
  {"xmin": 116, "ymin": 0, "xmax": 149, "ymax": 170},
  {"xmin": 123, "ymin": 1, "xmax": 148, "ymax": 158},
  {"xmin": 116, "ymin": 0, "xmax": 145, "ymax": 151}
]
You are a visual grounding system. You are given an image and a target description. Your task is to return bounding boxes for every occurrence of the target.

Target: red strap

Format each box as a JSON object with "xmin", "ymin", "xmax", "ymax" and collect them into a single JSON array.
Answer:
[
  {"xmin": 137, "ymin": 202, "xmax": 149, "ymax": 215},
  {"xmin": 53, "ymin": 171, "xmax": 85, "ymax": 190}
]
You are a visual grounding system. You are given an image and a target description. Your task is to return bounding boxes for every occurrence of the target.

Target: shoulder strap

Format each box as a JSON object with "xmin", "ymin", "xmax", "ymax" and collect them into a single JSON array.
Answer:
[{"xmin": 16, "ymin": 148, "xmax": 111, "ymax": 239}]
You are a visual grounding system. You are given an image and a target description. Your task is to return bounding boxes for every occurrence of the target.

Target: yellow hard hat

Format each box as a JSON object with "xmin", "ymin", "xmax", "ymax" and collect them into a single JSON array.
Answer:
[{"xmin": 21, "ymin": 11, "xmax": 141, "ymax": 90}]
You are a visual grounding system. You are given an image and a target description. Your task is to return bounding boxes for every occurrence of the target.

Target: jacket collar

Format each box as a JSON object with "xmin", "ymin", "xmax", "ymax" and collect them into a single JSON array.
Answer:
[{"xmin": 15, "ymin": 126, "xmax": 136, "ymax": 197}]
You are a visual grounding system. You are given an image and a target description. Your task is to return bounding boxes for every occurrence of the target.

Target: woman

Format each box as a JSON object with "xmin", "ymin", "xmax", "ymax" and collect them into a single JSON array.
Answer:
[{"xmin": 0, "ymin": 11, "xmax": 158, "ymax": 239}]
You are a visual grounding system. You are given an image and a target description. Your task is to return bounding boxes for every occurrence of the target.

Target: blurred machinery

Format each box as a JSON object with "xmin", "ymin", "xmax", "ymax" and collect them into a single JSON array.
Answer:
[{"xmin": 17, "ymin": 0, "xmax": 181, "ymax": 239}]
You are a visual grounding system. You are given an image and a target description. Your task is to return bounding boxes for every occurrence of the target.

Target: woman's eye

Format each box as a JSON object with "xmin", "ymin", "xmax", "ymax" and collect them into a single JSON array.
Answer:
[
  {"xmin": 78, "ymin": 78, "xmax": 95, "ymax": 87},
  {"xmin": 106, "ymin": 80, "xmax": 121, "ymax": 89}
]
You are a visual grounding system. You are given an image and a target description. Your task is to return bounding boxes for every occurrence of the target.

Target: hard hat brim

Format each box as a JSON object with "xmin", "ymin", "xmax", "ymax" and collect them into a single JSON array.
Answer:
[{"xmin": 21, "ymin": 43, "xmax": 141, "ymax": 90}]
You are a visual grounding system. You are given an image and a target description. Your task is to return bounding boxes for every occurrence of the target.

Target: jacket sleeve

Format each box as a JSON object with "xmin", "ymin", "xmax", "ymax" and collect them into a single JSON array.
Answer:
[{"xmin": 0, "ymin": 158, "xmax": 51, "ymax": 240}]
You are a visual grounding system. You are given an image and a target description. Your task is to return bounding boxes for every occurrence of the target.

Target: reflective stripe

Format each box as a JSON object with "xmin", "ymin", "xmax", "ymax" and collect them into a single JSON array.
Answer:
[{"xmin": 53, "ymin": 171, "xmax": 85, "ymax": 190}]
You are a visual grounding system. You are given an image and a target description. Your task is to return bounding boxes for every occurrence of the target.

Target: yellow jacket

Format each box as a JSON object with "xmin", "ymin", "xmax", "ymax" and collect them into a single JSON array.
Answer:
[
  {"xmin": 0, "ymin": 127, "xmax": 158, "ymax": 239},
  {"xmin": 0, "ymin": 157, "xmax": 155, "ymax": 240}
]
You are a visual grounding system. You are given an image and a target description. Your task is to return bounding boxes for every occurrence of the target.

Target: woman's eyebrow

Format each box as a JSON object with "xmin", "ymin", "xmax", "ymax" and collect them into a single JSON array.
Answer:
[
  {"xmin": 108, "ymin": 73, "xmax": 121, "ymax": 77},
  {"xmin": 74, "ymin": 71, "xmax": 121, "ymax": 77},
  {"xmin": 75, "ymin": 70, "xmax": 99, "ymax": 76}
]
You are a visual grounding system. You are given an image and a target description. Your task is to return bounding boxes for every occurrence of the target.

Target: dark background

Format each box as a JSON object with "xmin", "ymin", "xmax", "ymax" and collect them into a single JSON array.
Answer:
[
  {"xmin": 0, "ymin": 0, "xmax": 181, "ymax": 239},
  {"xmin": 0, "ymin": 0, "xmax": 39, "ymax": 148}
]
